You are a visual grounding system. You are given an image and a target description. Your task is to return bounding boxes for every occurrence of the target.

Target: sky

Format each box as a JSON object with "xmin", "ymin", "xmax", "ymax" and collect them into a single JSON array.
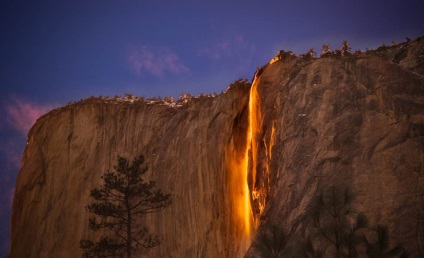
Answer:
[{"xmin": 1, "ymin": 0, "xmax": 423, "ymax": 255}]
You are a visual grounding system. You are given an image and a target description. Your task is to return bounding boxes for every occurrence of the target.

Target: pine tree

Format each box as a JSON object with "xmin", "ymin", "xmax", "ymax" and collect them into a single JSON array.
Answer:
[
  {"xmin": 80, "ymin": 155, "xmax": 171, "ymax": 258},
  {"xmin": 341, "ymin": 40, "xmax": 351, "ymax": 56},
  {"xmin": 252, "ymin": 225, "xmax": 294, "ymax": 258},
  {"xmin": 308, "ymin": 186, "xmax": 366, "ymax": 258},
  {"xmin": 307, "ymin": 185, "xmax": 410, "ymax": 258},
  {"xmin": 306, "ymin": 48, "xmax": 316, "ymax": 59},
  {"xmin": 321, "ymin": 45, "xmax": 331, "ymax": 57},
  {"xmin": 362, "ymin": 225, "xmax": 409, "ymax": 258}
]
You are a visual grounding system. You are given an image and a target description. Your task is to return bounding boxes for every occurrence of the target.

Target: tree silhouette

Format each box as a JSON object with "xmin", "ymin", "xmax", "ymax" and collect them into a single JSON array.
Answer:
[
  {"xmin": 321, "ymin": 44, "xmax": 331, "ymax": 57},
  {"xmin": 249, "ymin": 185, "xmax": 409, "ymax": 258},
  {"xmin": 307, "ymin": 185, "xmax": 409, "ymax": 258},
  {"xmin": 304, "ymin": 48, "xmax": 316, "ymax": 59},
  {"xmin": 341, "ymin": 40, "xmax": 352, "ymax": 56},
  {"xmin": 80, "ymin": 155, "xmax": 171, "ymax": 258},
  {"xmin": 302, "ymin": 237, "xmax": 323, "ymax": 258},
  {"xmin": 362, "ymin": 225, "xmax": 409, "ymax": 258},
  {"xmin": 251, "ymin": 224, "xmax": 296, "ymax": 258},
  {"xmin": 308, "ymin": 186, "xmax": 367, "ymax": 257}
]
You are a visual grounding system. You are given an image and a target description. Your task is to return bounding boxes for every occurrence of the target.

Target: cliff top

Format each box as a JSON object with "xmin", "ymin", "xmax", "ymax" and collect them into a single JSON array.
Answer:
[{"xmin": 31, "ymin": 36, "xmax": 424, "ymax": 137}]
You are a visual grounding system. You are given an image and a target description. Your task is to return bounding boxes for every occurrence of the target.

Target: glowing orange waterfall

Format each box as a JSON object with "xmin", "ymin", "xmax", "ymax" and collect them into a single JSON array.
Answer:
[
  {"xmin": 240, "ymin": 72, "xmax": 262, "ymax": 235},
  {"xmin": 243, "ymin": 74, "xmax": 259, "ymax": 235},
  {"xmin": 244, "ymin": 72, "xmax": 263, "ymax": 232},
  {"xmin": 248, "ymin": 73, "xmax": 262, "ymax": 225},
  {"xmin": 226, "ymin": 73, "xmax": 261, "ymax": 256}
]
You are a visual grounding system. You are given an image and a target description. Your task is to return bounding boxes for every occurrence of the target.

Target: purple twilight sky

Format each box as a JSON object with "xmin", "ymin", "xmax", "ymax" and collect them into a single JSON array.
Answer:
[{"xmin": 1, "ymin": 0, "xmax": 423, "ymax": 255}]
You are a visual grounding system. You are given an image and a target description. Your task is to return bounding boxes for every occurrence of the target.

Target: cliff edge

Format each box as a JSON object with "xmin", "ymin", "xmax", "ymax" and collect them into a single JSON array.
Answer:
[{"xmin": 10, "ymin": 37, "xmax": 424, "ymax": 257}]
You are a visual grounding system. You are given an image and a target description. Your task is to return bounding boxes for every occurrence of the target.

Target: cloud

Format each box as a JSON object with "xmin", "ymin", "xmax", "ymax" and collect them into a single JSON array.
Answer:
[
  {"xmin": 4, "ymin": 96, "xmax": 56, "ymax": 136},
  {"xmin": 128, "ymin": 46, "xmax": 190, "ymax": 77},
  {"xmin": 198, "ymin": 34, "xmax": 256, "ymax": 61}
]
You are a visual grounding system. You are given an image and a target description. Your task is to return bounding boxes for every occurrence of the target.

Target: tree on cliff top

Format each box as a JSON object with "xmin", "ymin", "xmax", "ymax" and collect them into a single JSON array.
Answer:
[
  {"xmin": 80, "ymin": 155, "xmax": 171, "ymax": 258},
  {"xmin": 321, "ymin": 44, "xmax": 331, "ymax": 57},
  {"xmin": 341, "ymin": 40, "xmax": 352, "ymax": 56}
]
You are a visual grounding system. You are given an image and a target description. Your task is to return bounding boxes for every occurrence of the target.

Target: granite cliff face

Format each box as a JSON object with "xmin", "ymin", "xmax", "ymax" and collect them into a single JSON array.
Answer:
[
  {"xmin": 10, "ymin": 38, "xmax": 424, "ymax": 257},
  {"xmin": 245, "ymin": 38, "xmax": 424, "ymax": 257},
  {"xmin": 10, "ymin": 84, "xmax": 251, "ymax": 257}
]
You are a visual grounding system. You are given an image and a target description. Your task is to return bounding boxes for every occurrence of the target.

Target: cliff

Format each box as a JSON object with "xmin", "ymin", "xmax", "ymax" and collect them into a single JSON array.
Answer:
[
  {"xmin": 10, "ymin": 83, "xmax": 251, "ymax": 257},
  {"xmin": 10, "ymin": 37, "xmax": 424, "ymax": 257},
  {"xmin": 245, "ymin": 38, "xmax": 424, "ymax": 256}
]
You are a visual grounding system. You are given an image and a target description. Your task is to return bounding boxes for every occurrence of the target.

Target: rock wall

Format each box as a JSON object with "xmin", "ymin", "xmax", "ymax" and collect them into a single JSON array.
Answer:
[
  {"xmin": 246, "ymin": 40, "xmax": 424, "ymax": 256},
  {"xmin": 10, "ymin": 37, "xmax": 424, "ymax": 257},
  {"xmin": 10, "ymin": 83, "xmax": 251, "ymax": 258}
]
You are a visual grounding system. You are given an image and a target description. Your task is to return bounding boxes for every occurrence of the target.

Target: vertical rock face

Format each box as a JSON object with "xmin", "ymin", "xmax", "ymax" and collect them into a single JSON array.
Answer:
[
  {"xmin": 246, "ymin": 39, "xmax": 424, "ymax": 256},
  {"xmin": 10, "ymin": 38, "xmax": 424, "ymax": 257},
  {"xmin": 10, "ymin": 83, "xmax": 251, "ymax": 258}
]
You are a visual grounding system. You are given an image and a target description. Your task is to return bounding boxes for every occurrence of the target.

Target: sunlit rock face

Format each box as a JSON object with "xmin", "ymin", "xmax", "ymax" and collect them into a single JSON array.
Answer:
[
  {"xmin": 10, "ymin": 37, "xmax": 424, "ymax": 257},
  {"xmin": 9, "ymin": 84, "xmax": 251, "ymax": 258}
]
